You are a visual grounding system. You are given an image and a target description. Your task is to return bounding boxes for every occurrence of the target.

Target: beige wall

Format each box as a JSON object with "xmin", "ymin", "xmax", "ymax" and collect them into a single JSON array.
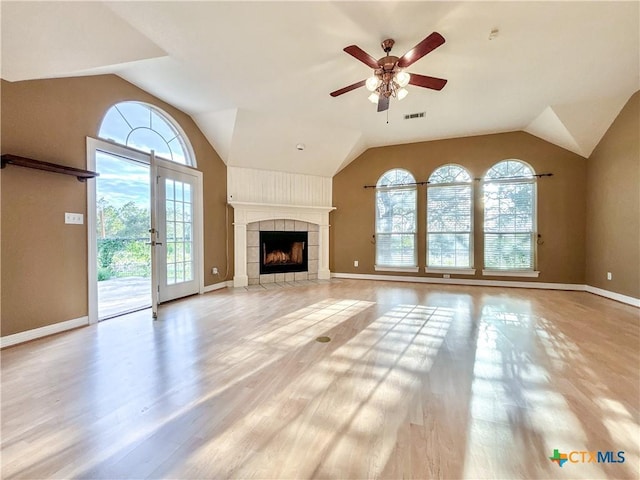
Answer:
[
  {"xmin": 586, "ymin": 91, "xmax": 640, "ymax": 298},
  {"xmin": 331, "ymin": 131, "xmax": 587, "ymax": 284},
  {"xmin": 1, "ymin": 75, "xmax": 229, "ymax": 336}
]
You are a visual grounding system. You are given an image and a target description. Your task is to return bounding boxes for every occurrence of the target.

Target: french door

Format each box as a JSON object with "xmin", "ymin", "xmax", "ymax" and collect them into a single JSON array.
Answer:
[
  {"xmin": 154, "ymin": 161, "xmax": 200, "ymax": 305},
  {"xmin": 88, "ymin": 138, "xmax": 202, "ymax": 323}
]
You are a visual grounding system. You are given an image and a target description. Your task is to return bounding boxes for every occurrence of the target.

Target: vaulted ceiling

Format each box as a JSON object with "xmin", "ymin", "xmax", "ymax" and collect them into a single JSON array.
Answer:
[{"xmin": 2, "ymin": 1, "xmax": 639, "ymax": 176}]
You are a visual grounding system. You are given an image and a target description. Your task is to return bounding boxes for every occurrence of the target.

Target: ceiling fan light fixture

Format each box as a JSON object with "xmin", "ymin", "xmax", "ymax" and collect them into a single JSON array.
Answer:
[
  {"xmin": 395, "ymin": 71, "xmax": 410, "ymax": 88},
  {"xmin": 368, "ymin": 92, "xmax": 380, "ymax": 104},
  {"xmin": 366, "ymin": 75, "xmax": 381, "ymax": 92},
  {"xmin": 397, "ymin": 88, "xmax": 409, "ymax": 100}
]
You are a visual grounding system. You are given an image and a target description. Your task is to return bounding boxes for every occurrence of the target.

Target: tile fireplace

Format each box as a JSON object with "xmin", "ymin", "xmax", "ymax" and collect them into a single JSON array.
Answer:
[{"xmin": 230, "ymin": 202, "xmax": 335, "ymax": 287}]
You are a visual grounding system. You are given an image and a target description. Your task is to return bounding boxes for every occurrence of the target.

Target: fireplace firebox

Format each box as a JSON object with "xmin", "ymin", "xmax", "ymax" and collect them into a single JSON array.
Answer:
[{"xmin": 260, "ymin": 231, "xmax": 308, "ymax": 274}]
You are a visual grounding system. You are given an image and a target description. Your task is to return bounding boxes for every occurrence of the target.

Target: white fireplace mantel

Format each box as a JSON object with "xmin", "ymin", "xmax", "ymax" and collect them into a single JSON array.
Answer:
[{"xmin": 230, "ymin": 202, "xmax": 336, "ymax": 287}]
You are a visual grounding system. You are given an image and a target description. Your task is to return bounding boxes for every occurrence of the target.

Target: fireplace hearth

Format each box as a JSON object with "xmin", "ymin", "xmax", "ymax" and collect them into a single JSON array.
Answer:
[{"xmin": 260, "ymin": 231, "xmax": 308, "ymax": 274}]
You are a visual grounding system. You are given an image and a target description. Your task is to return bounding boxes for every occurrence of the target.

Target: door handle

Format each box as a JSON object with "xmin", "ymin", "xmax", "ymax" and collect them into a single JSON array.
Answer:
[{"xmin": 145, "ymin": 241, "xmax": 163, "ymax": 246}]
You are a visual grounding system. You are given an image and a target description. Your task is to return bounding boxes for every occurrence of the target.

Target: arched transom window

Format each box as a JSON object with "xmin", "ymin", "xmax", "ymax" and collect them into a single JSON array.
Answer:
[
  {"xmin": 483, "ymin": 159, "xmax": 537, "ymax": 271},
  {"xmin": 375, "ymin": 168, "xmax": 417, "ymax": 269},
  {"xmin": 427, "ymin": 164, "xmax": 473, "ymax": 269},
  {"xmin": 98, "ymin": 101, "xmax": 195, "ymax": 166}
]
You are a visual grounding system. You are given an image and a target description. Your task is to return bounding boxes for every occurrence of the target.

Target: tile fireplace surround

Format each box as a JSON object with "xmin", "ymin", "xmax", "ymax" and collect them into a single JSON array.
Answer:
[
  {"xmin": 248, "ymin": 221, "xmax": 315, "ymax": 285},
  {"xmin": 229, "ymin": 202, "xmax": 335, "ymax": 287}
]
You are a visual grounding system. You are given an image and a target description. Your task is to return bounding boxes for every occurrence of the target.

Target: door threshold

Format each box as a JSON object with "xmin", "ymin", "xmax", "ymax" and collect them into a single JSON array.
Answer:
[{"xmin": 98, "ymin": 304, "xmax": 152, "ymax": 321}]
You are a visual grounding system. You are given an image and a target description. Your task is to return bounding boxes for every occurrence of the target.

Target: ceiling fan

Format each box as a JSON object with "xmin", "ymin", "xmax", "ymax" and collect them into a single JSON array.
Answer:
[{"xmin": 330, "ymin": 32, "xmax": 447, "ymax": 112}]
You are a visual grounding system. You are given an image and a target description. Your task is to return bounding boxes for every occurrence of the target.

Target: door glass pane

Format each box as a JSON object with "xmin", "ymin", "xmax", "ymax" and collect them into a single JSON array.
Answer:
[
  {"xmin": 167, "ymin": 263, "xmax": 176, "ymax": 284},
  {"xmin": 167, "ymin": 242, "xmax": 175, "ymax": 265},
  {"xmin": 165, "ymin": 178, "xmax": 194, "ymax": 285},
  {"xmin": 176, "ymin": 262, "xmax": 184, "ymax": 283},
  {"xmin": 166, "ymin": 179, "xmax": 174, "ymax": 200}
]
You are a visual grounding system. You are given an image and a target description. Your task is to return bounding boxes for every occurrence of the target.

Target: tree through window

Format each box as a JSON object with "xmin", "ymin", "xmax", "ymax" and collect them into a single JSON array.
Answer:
[
  {"xmin": 483, "ymin": 160, "xmax": 536, "ymax": 270},
  {"xmin": 375, "ymin": 169, "xmax": 417, "ymax": 268},
  {"xmin": 427, "ymin": 164, "xmax": 473, "ymax": 268},
  {"xmin": 98, "ymin": 102, "xmax": 195, "ymax": 166}
]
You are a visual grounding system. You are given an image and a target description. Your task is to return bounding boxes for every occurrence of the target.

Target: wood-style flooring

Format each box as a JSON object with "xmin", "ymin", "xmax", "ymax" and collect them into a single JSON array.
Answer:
[{"xmin": 1, "ymin": 279, "xmax": 639, "ymax": 479}]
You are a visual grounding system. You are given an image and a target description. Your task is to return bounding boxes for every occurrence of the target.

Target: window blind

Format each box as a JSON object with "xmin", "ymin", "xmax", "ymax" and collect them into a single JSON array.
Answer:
[
  {"xmin": 376, "ymin": 184, "xmax": 417, "ymax": 267},
  {"xmin": 484, "ymin": 177, "xmax": 535, "ymax": 270},
  {"xmin": 427, "ymin": 183, "xmax": 472, "ymax": 267}
]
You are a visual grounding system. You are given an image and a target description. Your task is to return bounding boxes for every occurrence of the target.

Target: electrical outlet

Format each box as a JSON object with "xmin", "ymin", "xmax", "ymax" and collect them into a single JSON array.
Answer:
[
  {"xmin": 212, "ymin": 267, "xmax": 219, "ymax": 275},
  {"xmin": 607, "ymin": 272, "xmax": 612, "ymax": 280},
  {"xmin": 65, "ymin": 212, "xmax": 84, "ymax": 224},
  {"xmin": 354, "ymin": 260, "xmax": 359, "ymax": 267},
  {"xmin": 443, "ymin": 274, "xmax": 451, "ymax": 279}
]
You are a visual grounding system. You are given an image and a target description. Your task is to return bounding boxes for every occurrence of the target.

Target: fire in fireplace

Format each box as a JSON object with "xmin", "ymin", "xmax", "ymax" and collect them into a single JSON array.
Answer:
[{"xmin": 260, "ymin": 231, "xmax": 308, "ymax": 274}]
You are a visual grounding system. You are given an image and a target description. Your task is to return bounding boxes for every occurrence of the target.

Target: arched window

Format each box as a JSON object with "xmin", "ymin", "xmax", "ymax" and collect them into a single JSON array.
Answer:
[
  {"xmin": 98, "ymin": 101, "xmax": 195, "ymax": 166},
  {"xmin": 427, "ymin": 164, "xmax": 473, "ymax": 270},
  {"xmin": 483, "ymin": 160, "xmax": 537, "ymax": 271},
  {"xmin": 375, "ymin": 169, "xmax": 417, "ymax": 270}
]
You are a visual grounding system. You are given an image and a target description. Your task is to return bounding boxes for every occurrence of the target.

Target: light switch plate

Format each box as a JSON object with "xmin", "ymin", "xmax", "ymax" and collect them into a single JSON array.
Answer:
[{"xmin": 65, "ymin": 212, "xmax": 84, "ymax": 224}]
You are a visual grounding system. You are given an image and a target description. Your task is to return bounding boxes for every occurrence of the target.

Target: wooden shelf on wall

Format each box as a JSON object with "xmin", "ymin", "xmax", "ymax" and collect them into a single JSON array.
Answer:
[{"xmin": 1, "ymin": 154, "xmax": 99, "ymax": 182}]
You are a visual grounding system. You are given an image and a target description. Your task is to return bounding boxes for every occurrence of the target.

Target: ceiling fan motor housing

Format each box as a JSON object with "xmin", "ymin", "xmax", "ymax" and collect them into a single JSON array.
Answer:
[{"xmin": 378, "ymin": 55, "xmax": 399, "ymax": 72}]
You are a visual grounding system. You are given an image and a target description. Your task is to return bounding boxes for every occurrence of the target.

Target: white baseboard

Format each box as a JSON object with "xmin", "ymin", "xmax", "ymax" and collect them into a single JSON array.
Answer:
[
  {"xmin": 203, "ymin": 280, "xmax": 233, "ymax": 293},
  {"xmin": 332, "ymin": 272, "xmax": 582, "ymax": 291},
  {"xmin": 1, "ymin": 316, "xmax": 89, "ymax": 349},
  {"xmin": 584, "ymin": 285, "xmax": 640, "ymax": 307},
  {"xmin": 332, "ymin": 273, "xmax": 640, "ymax": 308}
]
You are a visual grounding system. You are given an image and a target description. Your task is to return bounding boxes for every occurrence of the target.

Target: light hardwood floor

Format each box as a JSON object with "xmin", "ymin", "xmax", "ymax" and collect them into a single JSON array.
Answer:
[{"xmin": 1, "ymin": 279, "xmax": 639, "ymax": 479}]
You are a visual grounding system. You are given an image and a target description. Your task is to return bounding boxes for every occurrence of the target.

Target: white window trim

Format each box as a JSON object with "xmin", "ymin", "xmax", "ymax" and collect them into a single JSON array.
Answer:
[
  {"xmin": 375, "ymin": 266, "xmax": 420, "ymax": 273},
  {"xmin": 482, "ymin": 269, "xmax": 540, "ymax": 278},
  {"xmin": 425, "ymin": 267, "xmax": 476, "ymax": 275}
]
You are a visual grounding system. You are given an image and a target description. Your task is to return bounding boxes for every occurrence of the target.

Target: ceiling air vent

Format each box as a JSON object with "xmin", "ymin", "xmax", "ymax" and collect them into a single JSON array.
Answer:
[{"xmin": 404, "ymin": 112, "xmax": 426, "ymax": 120}]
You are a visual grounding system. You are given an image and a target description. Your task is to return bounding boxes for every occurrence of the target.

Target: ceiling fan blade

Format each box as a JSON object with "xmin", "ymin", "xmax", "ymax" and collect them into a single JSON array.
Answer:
[
  {"xmin": 397, "ymin": 32, "xmax": 445, "ymax": 68},
  {"xmin": 330, "ymin": 79, "xmax": 367, "ymax": 97},
  {"xmin": 408, "ymin": 73, "xmax": 448, "ymax": 90},
  {"xmin": 343, "ymin": 45, "xmax": 380, "ymax": 69},
  {"xmin": 377, "ymin": 95, "xmax": 390, "ymax": 112}
]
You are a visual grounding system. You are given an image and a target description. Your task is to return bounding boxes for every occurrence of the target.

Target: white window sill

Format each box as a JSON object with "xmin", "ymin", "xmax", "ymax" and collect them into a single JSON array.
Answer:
[
  {"xmin": 374, "ymin": 266, "xmax": 419, "ymax": 273},
  {"xmin": 482, "ymin": 270, "xmax": 540, "ymax": 278},
  {"xmin": 425, "ymin": 267, "xmax": 476, "ymax": 275}
]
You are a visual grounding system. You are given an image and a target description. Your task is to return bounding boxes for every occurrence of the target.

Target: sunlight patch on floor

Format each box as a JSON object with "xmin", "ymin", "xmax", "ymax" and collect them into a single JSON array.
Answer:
[{"xmin": 176, "ymin": 303, "xmax": 454, "ymax": 479}]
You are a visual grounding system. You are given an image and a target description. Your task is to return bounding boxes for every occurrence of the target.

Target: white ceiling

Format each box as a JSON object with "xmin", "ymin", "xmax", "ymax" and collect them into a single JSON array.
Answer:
[{"xmin": 2, "ymin": 1, "xmax": 639, "ymax": 176}]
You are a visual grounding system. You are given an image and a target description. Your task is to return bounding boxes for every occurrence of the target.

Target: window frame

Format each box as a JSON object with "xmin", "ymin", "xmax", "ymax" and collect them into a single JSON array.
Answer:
[
  {"xmin": 482, "ymin": 160, "xmax": 539, "ymax": 276},
  {"xmin": 374, "ymin": 169, "xmax": 419, "ymax": 272},
  {"xmin": 98, "ymin": 101, "xmax": 196, "ymax": 167},
  {"xmin": 425, "ymin": 164, "xmax": 475, "ymax": 275}
]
